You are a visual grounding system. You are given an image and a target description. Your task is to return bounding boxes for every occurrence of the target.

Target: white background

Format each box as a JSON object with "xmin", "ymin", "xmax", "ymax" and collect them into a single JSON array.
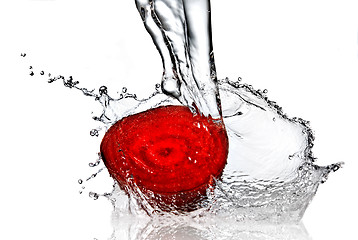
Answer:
[{"xmin": 1, "ymin": 0, "xmax": 357, "ymax": 239}]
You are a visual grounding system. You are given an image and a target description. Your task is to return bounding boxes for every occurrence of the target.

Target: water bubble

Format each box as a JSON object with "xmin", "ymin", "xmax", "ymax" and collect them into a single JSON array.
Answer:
[
  {"xmin": 78, "ymin": 179, "xmax": 83, "ymax": 184},
  {"xmin": 40, "ymin": 71, "xmax": 44, "ymax": 75},
  {"xmin": 29, "ymin": 71, "xmax": 34, "ymax": 76},
  {"xmin": 122, "ymin": 87, "xmax": 127, "ymax": 93},
  {"xmin": 20, "ymin": 53, "xmax": 26, "ymax": 57}
]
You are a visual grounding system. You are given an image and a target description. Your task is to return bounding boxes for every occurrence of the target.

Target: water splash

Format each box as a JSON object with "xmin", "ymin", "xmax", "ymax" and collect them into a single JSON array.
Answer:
[
  {"xmin": 23, "ymin": 1, "xmax": 343, "ymax": 237},
  {"xmin": 120, "ymin": 2, "xmax": 342, "ymax": 222},
  {"xmin": 42, "ymin": 72, "xmax": 342, "ymax": 222},
  {"xmin": 98, "ymin": 79, "xmax": 343, "ymax": 222}
]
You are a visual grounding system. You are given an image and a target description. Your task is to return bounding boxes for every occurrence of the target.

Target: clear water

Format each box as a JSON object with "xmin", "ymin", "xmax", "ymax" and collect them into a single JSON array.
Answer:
[
  {"xmin": 134, "ymin": 0, "xmax": 221, "ymax": 119},
  {"xmin": 27, "ymin": 0, "xmax": 342, "ymax": 238}
]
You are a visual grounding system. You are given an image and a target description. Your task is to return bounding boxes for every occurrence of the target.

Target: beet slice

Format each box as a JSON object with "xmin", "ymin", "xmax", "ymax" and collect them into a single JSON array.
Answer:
[{"xmin": 100, "ymin": 105, "xmax": 228, "ymax": 211}]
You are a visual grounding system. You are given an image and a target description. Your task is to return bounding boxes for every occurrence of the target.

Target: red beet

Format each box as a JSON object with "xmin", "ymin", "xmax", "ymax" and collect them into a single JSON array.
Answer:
[{"xmin": 100, "ymin": 105, "xmax": 228, "ymax": 211}]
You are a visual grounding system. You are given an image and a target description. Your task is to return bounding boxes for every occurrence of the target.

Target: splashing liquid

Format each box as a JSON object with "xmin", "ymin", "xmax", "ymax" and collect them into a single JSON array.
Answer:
[
  {"xmin": 105, "ymin": 0, "xmax": 341, "ymax": 222},
  {"xmin": 93, "ymin": 79, "xmax": 341, "ymax": 222},
  {"xmin": 44, "ymin": 73, "xmax": 342, "ymax": 224},
  {"xmin": 33, "ymin": 0, "xmax": 342, "ymax": 228}
]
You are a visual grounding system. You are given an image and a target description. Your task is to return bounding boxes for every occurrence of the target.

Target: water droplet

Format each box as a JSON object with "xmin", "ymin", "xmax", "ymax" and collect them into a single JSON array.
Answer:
[
  {"xmin": 103, "ymin": 193, "xmax": 112, "ymax": 197},
  {"xmin": 90, "ymin": 129, "xmax": 99, "ymax": 137},
  {"xmin": 63, "ymin": 76, "xmax": 79, "ymax": 88},
  {"xmin": 89, "ymin": 192, "xmax": 99, "ymax": 200},
  {"xmin": 29, "ymin": 71, "xmax": 34, "ymax": 76},
  {"xmin": 40, "ymin": 71, "xmax": 44, "ymax": 75},
  {"xmin": 99, "ymin": 86, "xmax": 108, "ymax": 95},
  {"xmin": 89, "ymin": 161, "xmax": 100, "ymax": 167},
  {"xmin": 332, "ymin": 164, "xmax": 340, "ymax": 172},
  {"xmin": 20, "ymin": 53, "xmax": 26, "ymax": 57},
  {"xmin": 86, "ymin": 168, "xmax": 104, "ymax": 181}
]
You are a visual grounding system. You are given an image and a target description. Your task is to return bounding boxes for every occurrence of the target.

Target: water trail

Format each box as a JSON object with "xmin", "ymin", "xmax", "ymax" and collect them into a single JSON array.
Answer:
[{"xmin": 134, "ymin": 0, "xmax": 221, "ymax": 119}]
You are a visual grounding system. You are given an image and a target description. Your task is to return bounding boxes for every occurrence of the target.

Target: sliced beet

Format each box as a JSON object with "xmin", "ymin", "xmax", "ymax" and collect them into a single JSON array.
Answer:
[{"xmin": 101, "ymin": 105, "xmax": 228, "ymax": 211}]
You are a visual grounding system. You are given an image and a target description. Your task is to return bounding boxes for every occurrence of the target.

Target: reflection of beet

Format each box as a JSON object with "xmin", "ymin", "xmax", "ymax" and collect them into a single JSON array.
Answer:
[{"xmin": 100, "ymin": 105, "xmax": 228, "ymax": 211}]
